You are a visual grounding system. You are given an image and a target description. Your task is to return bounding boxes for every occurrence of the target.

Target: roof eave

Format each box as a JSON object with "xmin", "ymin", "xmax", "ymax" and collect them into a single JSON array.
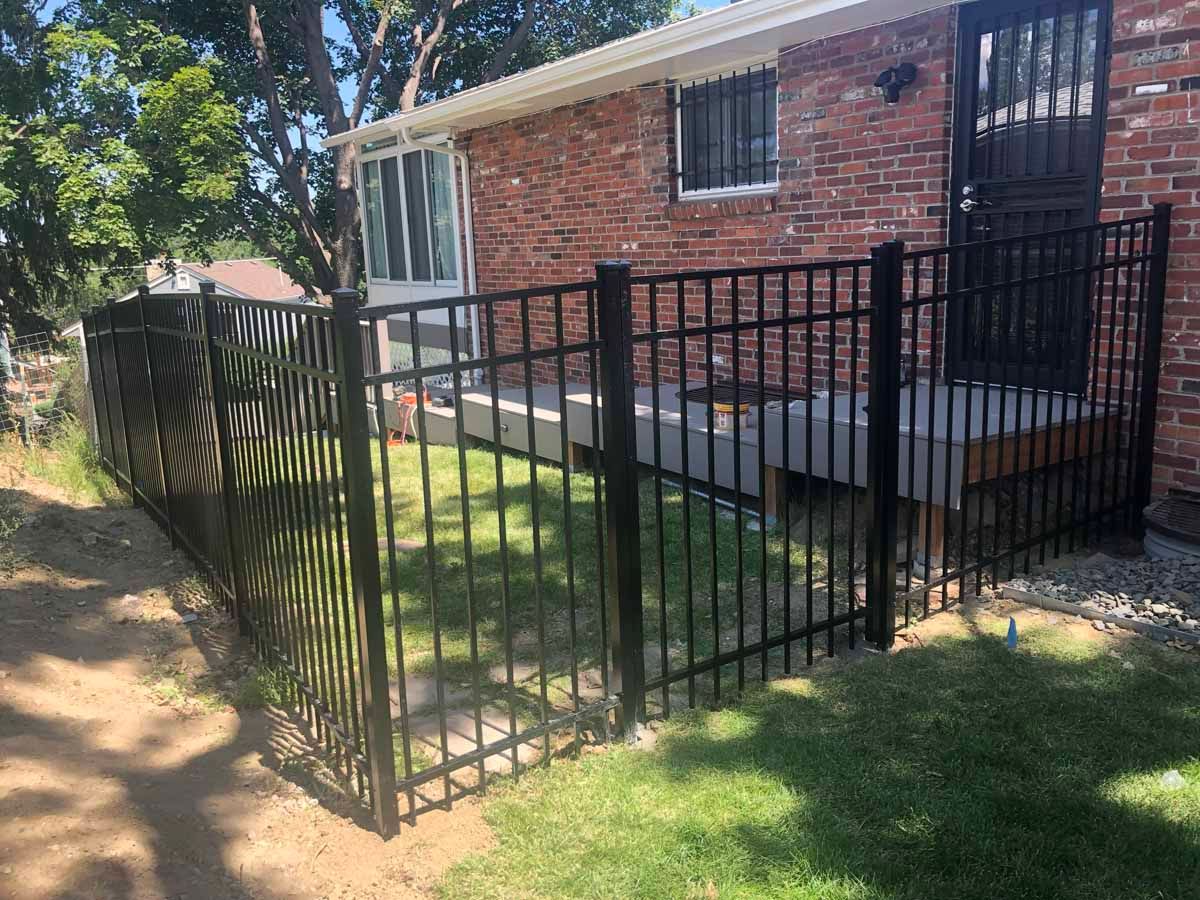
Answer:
[{"xmin": 323, "ymin": 0, "xmax": 923, "ymax": 149}]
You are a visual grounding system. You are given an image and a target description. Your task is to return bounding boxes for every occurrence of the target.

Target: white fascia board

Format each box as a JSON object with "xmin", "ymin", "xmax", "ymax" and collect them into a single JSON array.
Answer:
[{"xmin": 324, "ymin": 0, "xmax": 947, "ymax": 149}]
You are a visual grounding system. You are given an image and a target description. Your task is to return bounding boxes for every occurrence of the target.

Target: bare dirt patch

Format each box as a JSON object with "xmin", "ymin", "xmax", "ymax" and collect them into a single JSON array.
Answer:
[{"xmin": 0, "ymin": 470, "xmax": 491, "ymax": 899}]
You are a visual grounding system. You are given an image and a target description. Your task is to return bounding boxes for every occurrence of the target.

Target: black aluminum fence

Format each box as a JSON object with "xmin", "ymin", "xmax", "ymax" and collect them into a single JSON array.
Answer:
[{"xmin": 83, "ymin": 206, "xmax": 1170, "ymax": 837}]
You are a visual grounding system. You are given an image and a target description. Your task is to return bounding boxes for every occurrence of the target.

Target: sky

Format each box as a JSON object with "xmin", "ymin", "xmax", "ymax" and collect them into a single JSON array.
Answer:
[{"xmin": 38, "ymin": 0, "xmax": 729, "ymax": 134}]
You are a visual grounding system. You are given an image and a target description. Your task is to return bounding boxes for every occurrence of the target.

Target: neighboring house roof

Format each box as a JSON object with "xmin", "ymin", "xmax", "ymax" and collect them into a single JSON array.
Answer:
[
  {"xmin": 118, "ymin": 259, "xmax": 310, "ymax": 303},
  {"xmin": 66, "ymin": 259, "xmax": 316, "ymax": 341},
  {"xmin": 325, "ymin": 0, "xmax": 940, "ymax": 147},
  {"xmin": 183, "ymin": 260, "xmax": 308, "ymax": 302}
]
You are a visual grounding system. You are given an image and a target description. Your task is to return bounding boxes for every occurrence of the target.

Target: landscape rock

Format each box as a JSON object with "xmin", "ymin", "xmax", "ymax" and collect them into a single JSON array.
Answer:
[
  {"xmin": 81, "ymin": 532, "xmax": 132, "ymax": 552},
  {"xmin": 1004, "ymin": 552, "xmax": 1200, "ymax": 642}
]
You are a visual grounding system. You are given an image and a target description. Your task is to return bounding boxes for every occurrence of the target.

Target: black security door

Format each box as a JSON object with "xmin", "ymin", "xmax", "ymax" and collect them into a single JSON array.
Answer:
[{"xmin": 948, "ymin": 0, "xmax": 1111, "ymax": 392}]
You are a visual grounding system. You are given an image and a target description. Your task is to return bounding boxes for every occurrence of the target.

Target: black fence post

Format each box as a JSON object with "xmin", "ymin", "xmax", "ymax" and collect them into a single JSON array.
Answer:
[
  {"xmin": 199, "ymin": 283, "xmax": 251, "ymax": 636},
  {"xmin": 138, "ymin": 285, "xmax": 175, "ymax": 547},
  {"xmin": 866, "ymin": 240, "xmax": 904, "ymax": 650},
  {"xmin": 106, "ymin": 296, "xmax": 139, "ymax": 503},
  {"xmin": 1134, "ymin": 202, "xmax": 1172, "ymax": 528},
  {"xmin": 595, "ymin": 260, "xmax": 646, "ymax": 737},
  {"xmin": 331, "ymin": 287, "xmax": 401, "ymax": 838}
]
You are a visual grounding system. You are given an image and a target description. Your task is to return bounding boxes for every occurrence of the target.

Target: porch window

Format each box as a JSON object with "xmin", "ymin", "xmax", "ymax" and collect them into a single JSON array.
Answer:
[
  {"xmin": 360, "ymin": 149, "xmax": 459, "ymax": 285},
  {"xmin": 676, "ymin": 64, "xmax": 778, "ymax": 196}
]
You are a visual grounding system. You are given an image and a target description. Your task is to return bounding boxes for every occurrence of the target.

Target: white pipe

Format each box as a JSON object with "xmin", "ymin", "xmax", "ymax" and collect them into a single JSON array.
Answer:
[{"xmin": 395, "ymin": 126, "xmax": 482, "ymax": 371}]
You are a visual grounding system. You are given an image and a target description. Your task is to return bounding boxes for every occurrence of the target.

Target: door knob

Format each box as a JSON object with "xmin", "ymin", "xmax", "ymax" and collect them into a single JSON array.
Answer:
[{"xmin": 960, "ymin": 197, "xmax": 980, "ymax": 212}]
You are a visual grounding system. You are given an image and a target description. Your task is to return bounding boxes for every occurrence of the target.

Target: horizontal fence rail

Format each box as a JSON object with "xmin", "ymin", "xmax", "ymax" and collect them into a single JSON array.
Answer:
[{"xmin": 82, "ymin": 206, "xmax": 1170, "ymax": 837}]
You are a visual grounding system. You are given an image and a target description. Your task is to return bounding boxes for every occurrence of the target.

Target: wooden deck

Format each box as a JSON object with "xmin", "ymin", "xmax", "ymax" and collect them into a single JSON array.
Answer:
[{"xmin": 402, "ymin": 380, "xmax": 1119, "ymax": 538}]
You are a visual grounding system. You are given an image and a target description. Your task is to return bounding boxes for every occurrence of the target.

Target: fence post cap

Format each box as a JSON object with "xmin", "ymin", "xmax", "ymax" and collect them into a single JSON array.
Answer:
[
  {"xmin": 595, "ymin": 259, "xmax": 632, "ymax": 270},
  {"xmin": 331, "ymin": 287, "xmax": 364, "ymax": 309},
  {"xmin": 199, "ymin": 281, "xmax": 217, "ymax": 295}
]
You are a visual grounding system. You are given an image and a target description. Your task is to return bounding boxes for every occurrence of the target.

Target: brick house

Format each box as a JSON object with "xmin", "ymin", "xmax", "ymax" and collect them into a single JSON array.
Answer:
[{"xmin": 326, "ymin": 0, "xmax": 1200, "ymax": 495}]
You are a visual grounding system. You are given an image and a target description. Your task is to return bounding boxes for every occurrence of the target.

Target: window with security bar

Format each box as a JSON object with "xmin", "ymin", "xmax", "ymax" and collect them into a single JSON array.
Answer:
[{"xmin": 676, "ymin": 64, "xmax": 778, "ymax": 196}]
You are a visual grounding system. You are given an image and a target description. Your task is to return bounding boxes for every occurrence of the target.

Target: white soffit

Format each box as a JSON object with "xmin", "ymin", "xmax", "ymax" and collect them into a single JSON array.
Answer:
[{"xmin": 325, "ymin": 0, "xmax": 952, "ymax": 148}]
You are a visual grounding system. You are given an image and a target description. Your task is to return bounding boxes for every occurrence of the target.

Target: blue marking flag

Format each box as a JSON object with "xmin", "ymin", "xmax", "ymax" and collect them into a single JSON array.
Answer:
[{"xmin": 1007, "ymin": 617, "xmax": 1018, "ymax": 650}]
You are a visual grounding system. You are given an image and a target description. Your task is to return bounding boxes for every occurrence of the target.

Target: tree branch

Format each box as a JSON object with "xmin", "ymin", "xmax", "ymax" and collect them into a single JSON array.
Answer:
[
  {"xmin": 240, "ymin": 125, "xmax": 334, "ymax": 261},
  {"xmin": 334, "ymin": 0, "xmax": 405, "ymax": 104},
  {"xmin": 350, "ymin": 7, "xmax": 393, "ymax": 125},
  {"xmin": 241, "ymin": 125, "xmax": 289, "ymax": 182},
  {"xmin": 293, "ymin": 0, "xmax": 349, "ymax": 133},
  {"xmin": 245, "ymin": 185, "xmax": 336, "ymax": 286},
  {"xmin": 399, "ymin": 0, "xmax": 463, "ymax": 111},
  {"xmin": 242, "ymin": 0, "xmax": 295, "ymax": 168},
  {"xmin": 483, "ymin": 0, "xmax": 536, "ymax": 82},
  {"xmin": 294, "ymin": 100, "xmax": 310, "ymax": 184}
]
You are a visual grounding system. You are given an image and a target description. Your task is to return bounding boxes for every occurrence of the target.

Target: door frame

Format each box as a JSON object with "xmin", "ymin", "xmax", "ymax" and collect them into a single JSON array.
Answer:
[{"xmin": 945, "ymin": 0, "xmax": 1113, "ymax": 393}]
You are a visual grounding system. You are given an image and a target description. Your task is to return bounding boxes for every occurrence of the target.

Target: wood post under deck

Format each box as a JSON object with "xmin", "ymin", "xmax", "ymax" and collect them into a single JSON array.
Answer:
[
  {"xmin": 916, "ymin": 502, "xmax": 946, "ymax": 571},
  {"xmin": 565, "ymin": 439, "xmax": 587, "ymax": 473},
  {"xmin": 763, "ymin": 465, "xmax": 786, "ymax": 523}
]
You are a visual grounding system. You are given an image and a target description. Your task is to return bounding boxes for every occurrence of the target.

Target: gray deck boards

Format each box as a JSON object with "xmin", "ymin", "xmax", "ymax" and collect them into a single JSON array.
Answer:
[{"xmin": 411, "ymin": 381, "xmax": 1101, "ymax": 510}]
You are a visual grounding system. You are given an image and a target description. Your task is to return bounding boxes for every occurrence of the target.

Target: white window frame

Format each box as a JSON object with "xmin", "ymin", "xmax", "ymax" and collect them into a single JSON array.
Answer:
[
  {"xmin": 674, "ymin": 59, "xmax": 781, "ymax": 201},
  {"xmin": 176, "ymin": 271, "xmax": 191, "ymax": 290},
  {"xmin": 357, "ymin": 142, "xmax": 464, "ymax": 290}
]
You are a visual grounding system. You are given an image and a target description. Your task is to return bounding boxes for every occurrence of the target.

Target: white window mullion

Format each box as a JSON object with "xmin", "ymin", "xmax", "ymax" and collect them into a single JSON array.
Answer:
[{"xmin": 422, "ymin": 151, "xmax": 437, "ymax": 284}]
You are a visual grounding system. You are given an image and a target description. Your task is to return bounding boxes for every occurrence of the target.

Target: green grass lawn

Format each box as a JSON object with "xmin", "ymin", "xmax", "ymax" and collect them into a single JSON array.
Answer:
[
  {"xmin": 375, "ymin": 442, "xmax": 859, "ymax": 708},
  {"xmin": 438, "ymin": 614, "xmax": 1200, "ymax": 900}
]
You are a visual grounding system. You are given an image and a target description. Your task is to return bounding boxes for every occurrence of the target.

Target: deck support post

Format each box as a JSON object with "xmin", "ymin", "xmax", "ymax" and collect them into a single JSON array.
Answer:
[
  {"xmin": 763, "ymin": 465, "xmax": 786, "ymax": 524},
  {"xmin": 915, "ymin": 502, "xmax": 945, "ymax": 578}
]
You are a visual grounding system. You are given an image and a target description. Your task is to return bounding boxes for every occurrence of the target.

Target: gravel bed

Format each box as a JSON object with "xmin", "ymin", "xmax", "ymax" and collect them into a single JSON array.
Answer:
[{"xmin": 1006, "ymin": 553, "xmax": 1200, "ymax": 639}]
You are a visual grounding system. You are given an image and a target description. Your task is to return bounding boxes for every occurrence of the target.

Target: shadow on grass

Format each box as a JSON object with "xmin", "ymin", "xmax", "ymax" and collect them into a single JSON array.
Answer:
[{"xmin": 442, "ymin": 618, "xmax": 1200, "ymax": 900}]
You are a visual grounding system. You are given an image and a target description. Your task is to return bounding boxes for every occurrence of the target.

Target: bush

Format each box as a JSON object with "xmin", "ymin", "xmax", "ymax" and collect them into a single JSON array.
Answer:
[
  {"xmin": 24, "ymin": 415, "xmax": 122, "ymax": 505},
  {"xmin": 232, "ymin": 666, "xmax": 289, "ymax": 710}
]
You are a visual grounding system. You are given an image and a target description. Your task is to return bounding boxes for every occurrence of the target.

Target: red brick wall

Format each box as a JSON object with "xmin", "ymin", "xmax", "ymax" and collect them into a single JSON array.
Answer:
[
  {"xmin": 1102, "ymin": 0, "xmax": 1200, "ymax": 495},
  {"xmin": 458, "ymin": 0, "xmax": 1199, "ymax": 494},
  {"xmin": 461, "ymin": 6, "xmax": 956, "ymax": 388}
]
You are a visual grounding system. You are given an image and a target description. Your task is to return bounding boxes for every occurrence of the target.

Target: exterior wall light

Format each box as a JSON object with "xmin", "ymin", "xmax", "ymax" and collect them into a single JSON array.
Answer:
[{"xmin": 874, "ymin": 63, "xmax": 918, "ymax": 103}]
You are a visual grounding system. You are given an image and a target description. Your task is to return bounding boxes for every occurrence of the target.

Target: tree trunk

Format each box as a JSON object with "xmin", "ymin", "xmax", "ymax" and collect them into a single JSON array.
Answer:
[{"xmin": 329, "ymin": 142, "xmax": 361, "ymax": 290}]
